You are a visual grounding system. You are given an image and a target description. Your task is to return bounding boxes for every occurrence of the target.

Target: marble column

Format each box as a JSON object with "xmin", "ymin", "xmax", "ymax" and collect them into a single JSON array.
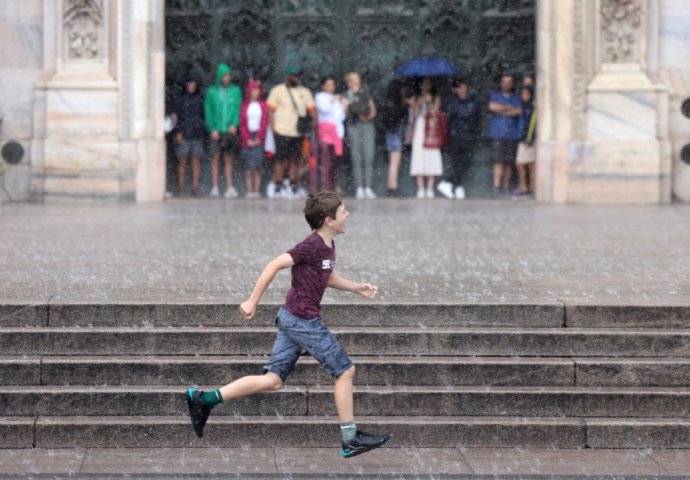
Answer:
[
  {"xmin": 0, "ymin": 1, "xmax": 43, "ymax": 203},
  {"xmin": 123, "ymin": 0, "xmax": 166, "ymax": 203},
  {"xmin": 537, "ymin": 0, "xmax": 672, "ymax": 204},
  {"xmin": 659, "ymin": 1, "xmax": 690, "ymax": 202},
  {"xmin": 31, "ymin": 0, "xmax": 165, "ymax": 202}
]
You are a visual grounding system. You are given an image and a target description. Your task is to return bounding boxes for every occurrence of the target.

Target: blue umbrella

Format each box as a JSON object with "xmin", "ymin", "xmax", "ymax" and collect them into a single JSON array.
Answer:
[{"xmin": 396, "ymin": 56, "xmax": 461, "ymax": 77}]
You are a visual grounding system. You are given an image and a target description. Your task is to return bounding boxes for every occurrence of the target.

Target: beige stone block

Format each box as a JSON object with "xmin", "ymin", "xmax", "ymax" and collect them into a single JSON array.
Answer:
[
  {"xmin": 0, "ymin": 4, "xmax": 42, "ymax": 70},
  {"xmin": 672, "ymin": 148, "xmax": 690, "ymax": 202},
  {"xmin": 4, "ymin": 164, "xmax": 33, "ymax": 201},
  {"xmin": 43, "ymin": 137, "xmax": 120, "ymax": 172},
  {"xmin": 0, "ymin": 69, "xmax": 43, "ymax": 139},
  {"xmin": 135, "ymin": 139, "xmax": 166, "ymax": 202},
  {"xmin": 580, "ymin": 140, "xmax": 665, "ymax": 176},
  {"xmin": 587, "ymin": 92, "xmax": 658, "ymax": 140},
  {"xmin": 43, "ymin": 176, "xmax": 121, "ymax": 196},
  {"xmin": 572, "ymin": 177, "xmax": 661, "ymax": 203},
  {"xmin": 46, "ymin": 90, "xmax": 118, "ymax": 137}
]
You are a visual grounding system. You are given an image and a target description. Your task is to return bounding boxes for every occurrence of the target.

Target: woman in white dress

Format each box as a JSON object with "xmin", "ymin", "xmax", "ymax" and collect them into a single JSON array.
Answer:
[{"xmin": 410, "ymin": 77, "xmax": 443, "ymax": 198}]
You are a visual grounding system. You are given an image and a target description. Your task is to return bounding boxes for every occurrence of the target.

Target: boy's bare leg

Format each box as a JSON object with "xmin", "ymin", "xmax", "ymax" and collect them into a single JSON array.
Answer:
[
  {"xmin": 218, "ymin": 372, "xmax": 283, "ymax": 401},
  {"xmin": 224, "ymin": 153, "xmax": 234, "ymax": 190},
  {"xmin": 501, "ymin": 164, "xmax": 512, "ymax": 191},
  {"xmin": 387, "ymin": 151, "xmax": 401, "ymax": 190},
  {"xmin": 210, "ymin": 154, "xmax": 220, "ymax": 190},
  {"xmin": 334, "ymin": 365, "xmax": 355, "ymax": 423},
  {"xmin": 177, "ymin": 157, "xmax": 187, "ymax": 194},
  {"xmin": 517, "ymin": 162, "xmax": 528, "ymax": 193},
  {"xmin": 191, "ymin": 157, "xmax": 201, "ymax": 194}
]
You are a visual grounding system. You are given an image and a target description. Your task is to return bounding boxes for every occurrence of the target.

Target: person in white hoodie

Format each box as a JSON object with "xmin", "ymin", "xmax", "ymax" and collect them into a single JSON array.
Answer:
[{"xmin": 314, "ymin": 76, "xmax": 347, "ymax": 192}]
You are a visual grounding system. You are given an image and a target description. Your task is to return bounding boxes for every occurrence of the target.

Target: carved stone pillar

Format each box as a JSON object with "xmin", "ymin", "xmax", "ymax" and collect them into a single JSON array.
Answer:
[
  {"xmin": 537, "ymin": 0, "xmax": 671, "ymax": 204},
  {"xmin": 32, "ymin": 0, "xmax": 165, "ymax": 202}
]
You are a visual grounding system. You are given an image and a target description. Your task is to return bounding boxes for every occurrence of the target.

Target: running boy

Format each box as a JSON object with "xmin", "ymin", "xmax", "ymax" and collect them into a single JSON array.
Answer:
[{"xmin": 186, "ymin": 192, "xmax": 389, "ymax": 458}]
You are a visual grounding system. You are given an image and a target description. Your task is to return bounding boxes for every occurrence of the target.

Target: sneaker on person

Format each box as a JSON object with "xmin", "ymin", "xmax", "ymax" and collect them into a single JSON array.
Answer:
[
  {"xmin": 266, "ymin": 182, "xmax": 277, "ymax": 199},
  {"xmin": 341, "ymin": 430, "xmax": 390, "ymax": 458},
  {"xmin": 356, "ymin": 187, "xmax": 366, "ymax": 199},
  {"xmin": 210, "ymin": 186, "xmax": 220, "ymax": 198},
  {"xmin": 294, "ymin": 187, "xmax": 308, "ymax": 199},
  {"xmin": 454, "ymin": 186, "xmax": 466, "ymax": 200},
  {"xmin": 436, "ymin": 181, "xmax": 454, "ymax": 199},
  {"xmin": 364, "ymin": 187, "xmax": 377, "ymax": 199},
  {"xmin": 416, "ymin": 188, "xmax": 425, "ymax": 199},
  {"xmin": 224, "ymin": 186, "xmax": 238, "ymax": 199},
  {"xmin": 186, "ymin": 387, "xmax": 212, "ymax": 438},
  {"xmin": 426, "ymin": 188, "xmax": 434, "ymax": 198}
]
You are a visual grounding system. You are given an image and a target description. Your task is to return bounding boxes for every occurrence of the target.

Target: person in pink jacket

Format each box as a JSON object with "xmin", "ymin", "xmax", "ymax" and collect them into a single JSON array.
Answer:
[{"xmin": 239, "ymin": 80, "xmax": 269, "ymax": 198}]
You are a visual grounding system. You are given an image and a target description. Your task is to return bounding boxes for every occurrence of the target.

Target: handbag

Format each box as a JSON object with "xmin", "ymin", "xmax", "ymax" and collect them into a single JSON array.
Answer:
[
  {"xmin": 423, "ymin": 111, "xmax": 448, "ymax": 149},
  {"xmin": 286, "ymin": 85, "xmax": 311, "ymax": 135}
]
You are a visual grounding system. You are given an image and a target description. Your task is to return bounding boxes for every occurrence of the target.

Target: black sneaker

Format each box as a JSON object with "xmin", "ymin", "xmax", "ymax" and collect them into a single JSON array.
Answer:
[
  {"xmin": 341, "ymin": 430, "xmax": 390, "ymax": 458},
  {"xmin": 186, "ymin": 388, "xmax": 211, "ymax": 438}
]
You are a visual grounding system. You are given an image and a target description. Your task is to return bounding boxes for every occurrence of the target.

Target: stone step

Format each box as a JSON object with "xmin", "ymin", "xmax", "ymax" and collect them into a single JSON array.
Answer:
[
  {"xmin": 2, "ymin": 327, "xmax": 690, "ymax": 356},
  {"xmin": 4, "ymin": 302, "xmax": 690, "ymax": 329},
  {"xmin": 2, "ymin": 303, "xmax": 566, "ymax": 328},
  {"xmin": 6, "ymin": 415, "xmax": 690, "ymax": 449},
  {"xmin": 6, "ymin": 355, "xmax": 690, "ymax": 387},
  {"xmin": 0, "ymin": 355, "xmax": 575, "ymax": 387},
  {"xmin": 2, "ymin": 385, "xmax": 690, "ymax": 418}
]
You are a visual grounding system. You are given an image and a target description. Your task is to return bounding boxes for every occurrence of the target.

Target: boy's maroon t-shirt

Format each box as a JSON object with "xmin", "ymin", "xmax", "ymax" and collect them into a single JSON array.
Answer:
[{"xmin": 284, "ymin": 232, "xmax": 335, "ymax": 319}]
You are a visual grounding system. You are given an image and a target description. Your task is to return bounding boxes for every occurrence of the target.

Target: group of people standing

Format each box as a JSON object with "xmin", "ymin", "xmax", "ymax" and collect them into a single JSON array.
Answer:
[{"xmin": 169, "ymin": 64, "xmax": 536, "ymax": 200}]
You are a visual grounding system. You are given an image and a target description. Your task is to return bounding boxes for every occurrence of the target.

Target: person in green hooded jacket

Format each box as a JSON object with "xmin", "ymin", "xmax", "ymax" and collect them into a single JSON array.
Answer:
[{"xmin": 205, "ymin": 63, "xmax": 243, "ymax": 198}]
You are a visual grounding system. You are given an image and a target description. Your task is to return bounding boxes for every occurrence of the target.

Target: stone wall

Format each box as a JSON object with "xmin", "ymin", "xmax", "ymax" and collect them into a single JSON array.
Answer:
[
  {"xmin": 658, "ymin": 0, "xmax": 690, "ymax": 201},
  {"xmin": 537, "ymin": 0, "xmax": 676, "ymax": 204},
  {"xmin": 0, "ymin": 0, "xmax": 165, "ymax": 204},
  {"xmin": 0, "ymin": 1, "xmax": 43, "ymax": 202}
]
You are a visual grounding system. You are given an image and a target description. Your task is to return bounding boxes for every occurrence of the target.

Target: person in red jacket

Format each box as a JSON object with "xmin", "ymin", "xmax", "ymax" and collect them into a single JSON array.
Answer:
[{"xmin": 239, "ymin": 80, "xmax": 269, "ymax": 198}]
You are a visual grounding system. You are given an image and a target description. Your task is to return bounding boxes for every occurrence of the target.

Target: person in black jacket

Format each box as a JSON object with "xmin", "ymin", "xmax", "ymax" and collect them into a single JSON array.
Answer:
[
  {"xmin": 437, "ymin": 78, "xmax": 481, "ymax": 200},
  {"xmin": 171, "ymin": 73, "xmax": 205, "ymax": 197}
]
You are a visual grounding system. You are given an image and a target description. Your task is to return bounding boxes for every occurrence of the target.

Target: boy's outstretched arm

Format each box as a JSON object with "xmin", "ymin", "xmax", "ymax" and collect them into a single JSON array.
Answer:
[
  {"xmin": 239, "ymin": 253, "xmax": 294, "ymax": 320},
  {"xmin": 328, "ymin": 273, "xmax": 378, "ymax": 299}
]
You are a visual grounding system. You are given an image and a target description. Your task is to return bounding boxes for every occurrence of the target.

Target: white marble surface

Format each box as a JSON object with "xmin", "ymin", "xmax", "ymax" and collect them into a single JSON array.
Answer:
[
  {"xmin": 45, "ymin": 89, "xmax": 119, "ymax": 137},
  {"xmin": 659, "ymin": 0, "xmax": 690, "ymax": 82},
  {"xmin": 587, "ymin": 92, "xmax": 658, "ymax": 140}
]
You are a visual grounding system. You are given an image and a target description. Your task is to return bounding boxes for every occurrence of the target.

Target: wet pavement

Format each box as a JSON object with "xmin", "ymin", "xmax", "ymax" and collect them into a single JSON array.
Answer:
[
  {"xmin": 2, "ymin": 198, "xmax": 690, "ymax": 478},
  {"xmin": 0, "ymin": 446, "xmax": 689, "ymax": 478},
  {"xmin": 1, "ymin": 198, "xmax": 689, "ymax": 306}
]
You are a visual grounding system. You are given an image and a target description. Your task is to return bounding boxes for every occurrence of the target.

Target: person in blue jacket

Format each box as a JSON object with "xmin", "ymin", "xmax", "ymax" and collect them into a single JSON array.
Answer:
[{"xmin": 487, "ymin": 74, "xmax": 522, "ymax": 196}]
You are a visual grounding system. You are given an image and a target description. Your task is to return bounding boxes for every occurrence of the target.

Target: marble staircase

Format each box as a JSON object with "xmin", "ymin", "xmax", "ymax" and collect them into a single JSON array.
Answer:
[{"xmin": 2, "ymin": 302, "xmax": 690, "ymax": 449}]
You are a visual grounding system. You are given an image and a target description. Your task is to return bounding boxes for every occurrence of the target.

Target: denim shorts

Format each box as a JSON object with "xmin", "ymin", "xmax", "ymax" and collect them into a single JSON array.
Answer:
[
  {"xmin": 175, "ymin": 139, "xmax": 205, "ymax": 159},
  {"xmin": 385, "ymin": 124, "xmax": 406, "ymax": 153},
  {"xmin": 263, "ymin": 307, "xmax": 353, "ymax": 382}
]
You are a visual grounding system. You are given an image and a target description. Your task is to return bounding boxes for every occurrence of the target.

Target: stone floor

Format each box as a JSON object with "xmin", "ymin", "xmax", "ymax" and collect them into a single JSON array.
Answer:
[
  {"xmin": 2, "ymin": 198, "xmax": 690, "ymax": 478},
  {"xmin": 1, "ymin": 198, "xmax": 689, "ymax": 307},
  {"xmin": 0, "ymin": 447, "xmax": 689, "ymax": 478}
]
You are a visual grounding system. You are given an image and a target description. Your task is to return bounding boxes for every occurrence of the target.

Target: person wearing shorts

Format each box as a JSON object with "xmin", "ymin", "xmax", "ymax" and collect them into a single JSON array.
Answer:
[
  {"xmin": 171, "ymin": 73, "xmax": 205, "ymax": 197},
  {"xmin": 204, "ymin": 63, "xmax": 242, "ymax": 198},
  {"xmin": 240, "ymin": 80, "xmax": 268, "ymax": 198},
  {"xmin": 380, "ymin": 79, "xmax": 409, "ymax": 197},
  {"xmin": 186, "ymin": 192, "xmax": 389, "ymax": 458},
  {"xmin": 265, "ymin": 66, "xmax": 315, "ymax": 199},
  {"xmin": 487, "ymin": 74, "xmax": 522, "ymax": 196}
]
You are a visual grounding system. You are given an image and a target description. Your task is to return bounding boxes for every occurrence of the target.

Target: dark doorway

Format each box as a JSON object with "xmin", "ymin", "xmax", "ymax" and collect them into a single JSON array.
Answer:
[{"xmin": 165, "ymin": 0, "xmax": 535, "ymax": 197}]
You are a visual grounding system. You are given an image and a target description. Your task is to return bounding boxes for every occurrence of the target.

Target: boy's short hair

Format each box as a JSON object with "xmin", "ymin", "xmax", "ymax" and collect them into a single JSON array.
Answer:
[{"xmin": 304, "ymin": 192, "xmax": 342, "ymax": 230}]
